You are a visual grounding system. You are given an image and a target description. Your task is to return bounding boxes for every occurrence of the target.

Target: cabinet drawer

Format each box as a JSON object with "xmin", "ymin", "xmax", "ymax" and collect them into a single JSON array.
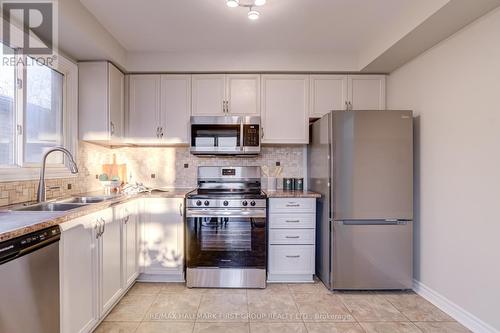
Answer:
[
  {"xmin": 269, "ymin": 198, "xmax": 315, "ymax": 213},
  {"xmin": 268, "ymin": 245, "xmax": 314, "ymax": 275},
  {"xmin": 269, "ymin": 229, "xmax": 315, "ymax": 245},
  {"xmin": 269, "ymin": 214, "xmax": 315, "ymax": 229}
]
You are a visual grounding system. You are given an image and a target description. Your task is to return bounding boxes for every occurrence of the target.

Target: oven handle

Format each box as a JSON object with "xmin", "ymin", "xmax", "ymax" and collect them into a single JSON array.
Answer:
[{"xmin": 186, "ymin": 209, "xmax": 266, "ymax": 218}]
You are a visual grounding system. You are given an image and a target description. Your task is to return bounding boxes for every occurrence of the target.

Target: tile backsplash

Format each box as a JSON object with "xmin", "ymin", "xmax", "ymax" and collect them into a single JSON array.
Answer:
[{"xmin": 0, "ymin": 142, "xmax": 305, "ymax": 206}]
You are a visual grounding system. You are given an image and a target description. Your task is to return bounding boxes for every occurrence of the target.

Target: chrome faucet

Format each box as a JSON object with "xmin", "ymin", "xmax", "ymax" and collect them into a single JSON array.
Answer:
[{"xmin": 37, "ymin": 147, "xmax": 79, "ymax": 203}]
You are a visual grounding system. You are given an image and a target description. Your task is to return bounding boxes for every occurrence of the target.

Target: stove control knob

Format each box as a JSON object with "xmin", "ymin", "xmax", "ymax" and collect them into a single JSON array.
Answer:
[
  {"xmin": 250, "ymin": 200, "xmax": 256, "ymax": 207},
  {"xmin": 204, "ymin": 200, "xmax": 210, "ymax": 206},
  {"xmin": 196, "ymin": 200, "xmax": 202, "ymax": 206},
  {"xmin": 223, "ymin": 200, "xmax": 229, "ymax": 206},
  {"xmin": 242, "ymin": 200, "xmax": 248, "ymax": 207}
]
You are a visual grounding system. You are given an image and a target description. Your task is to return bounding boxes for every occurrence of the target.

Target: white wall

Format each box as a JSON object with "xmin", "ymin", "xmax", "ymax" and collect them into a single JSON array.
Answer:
[{"xmin": 387, "ymin": 7, "xmax": 500, "ymax": 332}]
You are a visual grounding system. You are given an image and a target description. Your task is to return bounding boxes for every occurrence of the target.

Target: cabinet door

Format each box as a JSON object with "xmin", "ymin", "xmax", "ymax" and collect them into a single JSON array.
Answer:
[
  {"xmin": 121, "ymin": 202, "xmax": 139, "ymax": 287},
  {"xmin": 100, "ymin": 208, "xmax": 122, "ymax": 316},
  {"xmin": 226, "ymin": 74, "xmax": 260, "ymax": 115},
  {"xmin": 261, "ymin": 75, "xmax": 309, "ymax": 144},
  {"xmin": 60, "ymin": 215, "xmax": 99, "ymax": 333},
  {"xmin": 161, "ymin": 75, "xmax": 191, "ymax": 144},
  {"xmin": 191, "ymin": 74, "xmax": 226, "ymax": 116},
  {"xmin": 108, "ymin": 63, "xmax": 124, "ymax": 139},
  {"xmin": 141, "ymin": 198, "xmax": 184, "ymax": 276},
  {"xmin": 348, "ymin": 75, "xmax": 386, "ymax": 110},
  {"xmin": 128, "ymin": 75, "xmax": 161, "ymax": 141},
  {"xmin": 310, "ymin": 75, "xmax": 348, "ymax": 117}
]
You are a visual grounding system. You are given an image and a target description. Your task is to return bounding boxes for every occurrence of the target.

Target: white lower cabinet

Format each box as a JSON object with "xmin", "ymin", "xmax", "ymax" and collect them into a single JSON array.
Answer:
[
  {"xmin": 268, "ymin": 198, "xmax": 316, "ymax": 282},
  {"xmin": 60, "ymin": 200, "xmax": 140, "ymax": 333},
  {"xmin": 139, "ymin": 197, "xmax": 185, "ymax": 282}
]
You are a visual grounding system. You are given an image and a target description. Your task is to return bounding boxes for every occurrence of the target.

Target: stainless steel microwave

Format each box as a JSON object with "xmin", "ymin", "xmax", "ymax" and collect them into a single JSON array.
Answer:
[{"xmin": 190, "ymin": 116, "xmax": 261, "ymax": 155}]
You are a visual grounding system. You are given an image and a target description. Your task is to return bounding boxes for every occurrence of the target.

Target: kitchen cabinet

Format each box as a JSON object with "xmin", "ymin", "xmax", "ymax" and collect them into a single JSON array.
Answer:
[
  {"xmin": 60, "ymin": 212, "xmax": 99, "ymax": 333},
  {"xmin": 267, "ymin": 198, "xmax": 316, "ymax": 282},
  {"xmin": 309, "ymin": 74, "xmax": 386, "ymax": 117},
  {"xmin": 309, "ymin": 75, "xmax": 348, "ymax": 118},
  {"xmin": 261, "ymin": 75, "xmax": 309, "ymax": 144},
  {"xmin": 348, "ymin": 75, "xmax": 386, "ymax": 110},
  {"xmin": 119, "ymin": 201, "xmax": 140, "ymax": 287},
  {"xmin": 79, "ymin": 61, "xmax": 124, "ymax": 143},
  {"xmin": 99, "ymin": 208, "xmax": 122, "ymax": 316},
  {"xmin": 192, "ymin": 74, "xmax": 260, "ymax": 116},
  {"xmin": 139, "ymin": 197, "xmax": 185, "ymax": 282},
  {"xmin": 127, "ymin": 74, "xmax": 162, "ymax": 143},
  {"xmin": 127, "ymin": 74, "xmax": 191, "ymax": 144}
]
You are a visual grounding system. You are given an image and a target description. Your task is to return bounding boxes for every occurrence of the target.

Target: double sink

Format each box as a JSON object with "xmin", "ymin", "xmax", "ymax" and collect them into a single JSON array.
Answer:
[{"xmin": 14, "ymin": 195, "xmax": 117, "ymax": 212}]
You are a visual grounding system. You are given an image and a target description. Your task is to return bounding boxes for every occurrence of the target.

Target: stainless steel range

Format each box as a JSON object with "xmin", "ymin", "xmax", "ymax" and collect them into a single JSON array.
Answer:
[{"xmin": 186, "ymin": 166, "xmax": 267, "ymax": 288}]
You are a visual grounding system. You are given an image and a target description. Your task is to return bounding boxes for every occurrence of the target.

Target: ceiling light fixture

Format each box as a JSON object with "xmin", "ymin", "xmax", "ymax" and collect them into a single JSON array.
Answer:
[
  {"xmin": 226, "ymin": 0, "xmax": 266, "ymax": 20},
  {"xmin": 247, "ymin": 9, "xmax": 260, "ymax": 20}
]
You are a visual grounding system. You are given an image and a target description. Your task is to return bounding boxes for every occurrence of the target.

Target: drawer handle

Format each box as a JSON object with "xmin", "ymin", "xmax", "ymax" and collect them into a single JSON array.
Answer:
[
  {"xmin": 286, "ymin": 204, "xmax": 300, "ymax": 207},
  {"xmin": 285, "ymin": 236, "xmax": 300, "ymax": 239},
  {"xmin": 286, "ymin": 255, "xmax": 301, "ymax": 258},
  {"xmin": 286, "ymin": 220, "xmax": 300, "ymax": 223}
]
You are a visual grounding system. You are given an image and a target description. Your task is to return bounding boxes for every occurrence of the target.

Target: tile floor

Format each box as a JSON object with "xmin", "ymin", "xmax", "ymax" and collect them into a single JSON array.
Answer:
[{"xmin": 96, "ymin": 280, "xmax": 470, "ymax": 333}]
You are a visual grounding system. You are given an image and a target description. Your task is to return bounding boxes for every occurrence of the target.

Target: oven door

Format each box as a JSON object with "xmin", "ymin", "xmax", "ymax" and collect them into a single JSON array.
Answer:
[{"xmin": 186, "ymin": 209, "xmax": 266, "ymax": 269}]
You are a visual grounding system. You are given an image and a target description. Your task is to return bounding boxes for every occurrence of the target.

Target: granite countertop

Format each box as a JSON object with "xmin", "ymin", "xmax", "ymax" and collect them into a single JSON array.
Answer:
[
  {"xmin": 0, "ymin": 188, "xmax": 193, "ymax": 243},
  {"xmin": 264, "ymin": 190, "xmax": 322, "ymax": 198}
]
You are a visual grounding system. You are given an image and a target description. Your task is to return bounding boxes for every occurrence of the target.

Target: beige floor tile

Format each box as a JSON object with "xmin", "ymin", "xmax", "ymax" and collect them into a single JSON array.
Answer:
[
  {"xmin": 144, "ymin": 293, "xmax": 202, "ymax": 321},
  {"xmin": 160, "ymin": 283, "xmax": 207, "ymax": 295},
  {"xmin": 293, "ymin": 293, "xmax": 354, "ymax": 322},
  {"xmin": 287, "ymin": 281, "xmax": 330, "ymax": 295},
  {"xmin": 94, "ymin": 321, "xmax": 140, "ymax": 333},
  {"xmin": 305, "ymin": 322, "xmax": 365, "ymax": 333},
  {"xmin": 360, "ymin": 321, "xmax": 422, "ymax": 333},
  {"xmin": 383, "ymin": 294, "xmax": 453, "ymax": 321},
  {"xmin": 248, "ymin": 292, "xmax": 300, "ymax": 322},
  {"xmin": 250, "ymin": 322, "xmax": 307, "ymax": 333},
  {"xmin": 247, "ymin": 283, "xmax": 290, "ymax": 296},
  {"xmin": 135, "ymin": 321, "xmax": 194, "ymax": 333},
  {"xmin": 197, "ymin": 293, "xmax": 249, "ymax": 322},
  {"xmin": 414, "ymin": 322, "xmax": 472, "ymax": 333},
  {"xmin": 340, "ymin": 294, "xmax": 406, "ymax": 322},
  {"xmin": 105, "ymin": 294, "xmax": 158, "ymax": 322},
  {"xmin": 127, "ymin": 282, "xmax": 165, "ymax": 295},
  {"xmin": 194, "ymin": 322, "xmax": 250, "ymax": 333}
]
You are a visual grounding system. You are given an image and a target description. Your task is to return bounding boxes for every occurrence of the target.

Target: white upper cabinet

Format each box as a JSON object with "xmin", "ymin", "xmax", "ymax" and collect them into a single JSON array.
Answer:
[
  {"xmin": 309, "ymin": 75, "xmax": 348, "ymax": 118},
  {"xmin": 127, "ymin": 74, "xmax": 190, "ymax": 144},
  {"xmin": 160, "ymin": 75, "xmax": 191, "ymax": 144},
  {"xmin": 192, "ymin": 74, "xmax": 260, "ymax": 116},
  {"xmin": 261, "ymin": 75, "xmax": 309, "ymax": 144},
  {"xmin": 79, "ymin": 61, "xmax": 124, "ymax": 142},
  {"xmin": 127, "ymin": 74, "xmax": 162, "ymax": 143},
  {"xmin": 191, "ymin": 74, "xmax": 226, "ymax": 116},
  {"xmin": 348, "ymin": 75, "xmax": 386, "ymax": 110},
  {"xmin": 226, "ymin": 74, "xmax": 260, "ymax": 115}
]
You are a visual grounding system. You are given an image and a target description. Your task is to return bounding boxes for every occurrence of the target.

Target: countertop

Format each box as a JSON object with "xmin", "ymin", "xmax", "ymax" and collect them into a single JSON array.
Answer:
[
  {"xmin": 0, "ymin": 188, "xmax": 193, "ymax": 243},
  {"xmin": 264, "ymin": 190, "xmax": 322, "ymax": 198}
]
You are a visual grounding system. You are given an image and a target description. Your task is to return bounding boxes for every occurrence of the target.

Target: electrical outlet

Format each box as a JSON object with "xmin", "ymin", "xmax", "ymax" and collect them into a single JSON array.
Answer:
[
  {"xmin": 67, "ymin": 184, "xmax": 72, "ymax": 190},
  {"xmin": 184, "ymin": 163, "xmax": 189, "ymax": 168},
  {"xmin": 151, "ymin": 173, "xmax": 156, "ymax": 179},
  {"xmin": 276, "ymin": 161, "xmax": 281, "ymax": 166},
  {"xmin": 95, "ymin": 174, "xmax": 99, "ymax": 179}
]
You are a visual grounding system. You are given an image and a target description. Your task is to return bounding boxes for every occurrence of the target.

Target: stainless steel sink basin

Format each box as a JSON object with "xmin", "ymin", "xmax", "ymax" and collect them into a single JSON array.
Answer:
[
  {"xmin": 14, "ymin": 202, "xmax": 88, "ymax": 212},
  {"xmin": 58, "ymin": 195, "xmax": 115, "ymax": 204}
]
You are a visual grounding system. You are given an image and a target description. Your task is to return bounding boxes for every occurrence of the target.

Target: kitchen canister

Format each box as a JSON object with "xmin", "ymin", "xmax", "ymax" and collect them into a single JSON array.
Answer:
[
  {"xmin": 283, "ymin": 178, "xmax": 294, "ymax": 191},
  {"xmin": 294, "ymin": 178, "xmax": 304, "ymax": 191}
]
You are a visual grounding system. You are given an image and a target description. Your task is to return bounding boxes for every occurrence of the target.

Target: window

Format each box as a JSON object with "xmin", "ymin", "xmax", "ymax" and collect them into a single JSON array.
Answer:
[{"xmin": 0, "ymin": 43, "xmax": 77, "ymax": 181}]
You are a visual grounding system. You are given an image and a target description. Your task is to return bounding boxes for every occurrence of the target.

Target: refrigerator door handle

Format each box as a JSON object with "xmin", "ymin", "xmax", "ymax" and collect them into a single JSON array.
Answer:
[{"xmin": 339, "ymin": 220, "xmax": 409, "ymax": 226}]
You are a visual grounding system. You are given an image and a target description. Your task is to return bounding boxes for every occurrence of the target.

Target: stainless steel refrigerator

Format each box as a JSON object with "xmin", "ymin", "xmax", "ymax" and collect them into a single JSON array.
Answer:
[{"xmin": 308, "ymin": 110, "xmax": 413, "ymax": 290}]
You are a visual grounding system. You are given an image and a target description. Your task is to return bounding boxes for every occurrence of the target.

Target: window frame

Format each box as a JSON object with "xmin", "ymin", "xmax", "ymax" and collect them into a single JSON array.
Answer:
[{"xmin": 0, "ymin": 51, "xmax": 78, "ymax": 181}]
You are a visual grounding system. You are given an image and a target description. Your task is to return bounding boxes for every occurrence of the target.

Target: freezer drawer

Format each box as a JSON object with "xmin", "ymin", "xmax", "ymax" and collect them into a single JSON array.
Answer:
[{"xmin": 332, "ymin": 220, "xmax": 413, "ymax": 290}]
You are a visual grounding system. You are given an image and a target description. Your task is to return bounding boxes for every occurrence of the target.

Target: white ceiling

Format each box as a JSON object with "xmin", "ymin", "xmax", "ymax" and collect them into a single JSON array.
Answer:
[{"xmin": 79, "ymin": 0, "xmax": 441, "ymax": 54}]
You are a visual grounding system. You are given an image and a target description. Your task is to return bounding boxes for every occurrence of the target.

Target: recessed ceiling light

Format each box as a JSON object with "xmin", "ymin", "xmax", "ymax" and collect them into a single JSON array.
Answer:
[
  {"xmin": 254, "ymin": 0, "xmax": 266, "ymax": 6},
  {"xmin": 248, "ymin": 9, "xmax": 260, "ymax": 20},
  {"xmin": 226, "ymin": 0, "xmax": 239, "ymax": 8}
]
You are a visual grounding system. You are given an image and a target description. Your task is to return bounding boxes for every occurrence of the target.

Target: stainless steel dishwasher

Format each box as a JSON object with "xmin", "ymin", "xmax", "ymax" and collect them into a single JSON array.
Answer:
[{"xmin": 0, "ymin": 225, "xmax": 61, "ymax": 333}]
